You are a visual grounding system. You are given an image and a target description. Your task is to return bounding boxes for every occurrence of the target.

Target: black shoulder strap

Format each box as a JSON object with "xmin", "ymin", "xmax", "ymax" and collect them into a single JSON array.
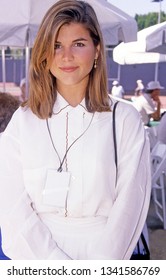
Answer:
[{"xmin": 112, "ymin": 101, "xmax": 119, "ymax": 168}]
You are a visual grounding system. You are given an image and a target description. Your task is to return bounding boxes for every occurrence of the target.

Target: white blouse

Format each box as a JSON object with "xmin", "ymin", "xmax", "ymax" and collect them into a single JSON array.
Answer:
[{"xmin": 0, "ymin": 94, "xmax": 151, "ymax": 260}]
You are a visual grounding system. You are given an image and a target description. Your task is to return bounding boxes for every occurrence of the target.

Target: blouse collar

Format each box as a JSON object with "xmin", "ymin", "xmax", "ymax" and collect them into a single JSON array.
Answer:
[
  {"xmin": 52, "ymin": 92, "xmax": 108, "ymax": 123},
  {"xmin": 53, "ymin": 92, "xmax": 88, "ymax": 115}
]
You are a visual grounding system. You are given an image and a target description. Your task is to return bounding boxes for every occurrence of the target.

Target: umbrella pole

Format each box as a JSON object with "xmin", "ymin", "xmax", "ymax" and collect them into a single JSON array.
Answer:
[
  {"xmin": 117, "ymin": 64, "xmax": 121, "ymax": 81},
  {"xmin": 2, "ymin": 47, "xmax": 6, "ymax": 92},
  {"xmin": 154, "ymin": 63, "xmax": 159, "ymax": 82},
  {"xmin": 25, "ymin": 46, "xmax": 30, "ymax": 98},
  {"xmin": 25, "ymin": 28, "xmax": 30, "ymax": 98}
]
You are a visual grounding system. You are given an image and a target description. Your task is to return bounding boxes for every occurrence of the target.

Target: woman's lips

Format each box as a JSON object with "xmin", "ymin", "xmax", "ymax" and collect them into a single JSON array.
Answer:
[{"xmin": 59, "ymin": 66, "xmax": 79, "ymax": 72}]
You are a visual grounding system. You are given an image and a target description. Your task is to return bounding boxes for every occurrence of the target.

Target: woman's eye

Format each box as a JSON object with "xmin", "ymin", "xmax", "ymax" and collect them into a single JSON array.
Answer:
[
  {"xmin": 75, "ymin": 42, "xmax": 85, "ymax": 47},
  {"xmin": 54, "ymin": 44, "xmax": 61, "ymax": 49}
]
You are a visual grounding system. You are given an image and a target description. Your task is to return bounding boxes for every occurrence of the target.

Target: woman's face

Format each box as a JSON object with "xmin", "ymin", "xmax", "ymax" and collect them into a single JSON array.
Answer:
[{"xmin": 50, "ymin": 22, "xmax": 100, "ymax": 91}]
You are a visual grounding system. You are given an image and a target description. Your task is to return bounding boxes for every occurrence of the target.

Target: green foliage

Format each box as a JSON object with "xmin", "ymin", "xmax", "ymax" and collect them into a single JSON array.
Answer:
[{"xmin": 135, "ymin": 12, "xmax": 166, "ymax": 31}]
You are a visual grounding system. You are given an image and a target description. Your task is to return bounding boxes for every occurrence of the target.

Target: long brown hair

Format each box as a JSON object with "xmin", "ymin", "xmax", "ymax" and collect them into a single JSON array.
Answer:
[{"xmin": 23, "ymin": 0, "xmax": 110, "ymax": 119}]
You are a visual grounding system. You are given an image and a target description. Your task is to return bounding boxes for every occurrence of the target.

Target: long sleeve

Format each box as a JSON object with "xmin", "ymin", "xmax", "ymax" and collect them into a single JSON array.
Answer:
[
  {"xmin": 88, "ymin": 101, "xmax": 151, "ymax": 259},
  {"xmin": 0, "ymin": 116, "xmax": 71, "ymax": 260}
]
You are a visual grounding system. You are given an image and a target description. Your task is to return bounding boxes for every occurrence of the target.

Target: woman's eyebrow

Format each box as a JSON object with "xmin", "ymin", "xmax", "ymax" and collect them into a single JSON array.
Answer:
[
  {"xmin": 72, "ymin": 38, "xmax": 88, "ymax": 42},
  {"xmin": 55, "ymin": 38, "xmax": 88, "ymax": 45}
]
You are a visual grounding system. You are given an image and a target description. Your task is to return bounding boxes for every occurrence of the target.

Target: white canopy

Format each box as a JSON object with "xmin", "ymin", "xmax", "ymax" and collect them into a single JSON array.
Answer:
[
  {"xmin": 113, "ymin": 43, "xmax": 166, "ymax": 65},
  {"xmin": 0, "ymin": 0, "xmax": 57, "ymax": 47},
  {"xmin": 113, "ymin": 22, "xmax": 166, "ymax": 65},
  {"xmin": 87, "ymin": 0, "xmax": 137, "ymax": 45},
  {"xmin": 144, "ymin": 21, "xmax": 166, "ymax": 54}
]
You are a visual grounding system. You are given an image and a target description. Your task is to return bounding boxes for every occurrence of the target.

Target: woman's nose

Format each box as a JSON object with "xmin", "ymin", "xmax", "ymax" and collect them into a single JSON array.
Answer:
[{"xmin": 62, "ymin": 47, "xmax": 74, "ymax": 61}]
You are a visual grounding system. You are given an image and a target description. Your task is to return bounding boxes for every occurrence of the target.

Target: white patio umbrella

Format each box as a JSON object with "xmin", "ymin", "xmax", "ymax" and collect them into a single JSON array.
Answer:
[
  {"xmin": 0, "ymin": 0, "xmax": 137, "ymax": 93},
  {"xmin": 113, "ymin": 41, "xmax": 166, "ymax": 65},
  {"xmin": 113, "ymin": 22, "xmax": 166, "ymax": 65},
  {"xmin": 0, "ymin": 0, "xmax": 56, "ymax": 47},
  {"xmin": 113, "ymin": 22, "xmax": 166, "ymax": 81},
  {"xmin": 87, "ymin": 0, "xmax": 138, "ymax": 45},
  {"xmin": 0, "ymin": 0, "xmax": 56, "ymax": 92},
  {"xmin": 145, "ymin": 21, "xmax": 166, "ymax": 54}
]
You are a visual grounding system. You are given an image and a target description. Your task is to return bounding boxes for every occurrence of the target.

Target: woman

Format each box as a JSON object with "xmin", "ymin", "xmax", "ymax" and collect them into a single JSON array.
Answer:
[{"xmin": 0, "ymin": 0, "xmax": 151, "ymax": 260}]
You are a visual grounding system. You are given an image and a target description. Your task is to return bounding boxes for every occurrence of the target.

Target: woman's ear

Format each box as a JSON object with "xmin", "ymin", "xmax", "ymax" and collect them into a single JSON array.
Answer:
[{"xmin": 95, "ymin": 44, "xmax": 100, "ymax": 59}]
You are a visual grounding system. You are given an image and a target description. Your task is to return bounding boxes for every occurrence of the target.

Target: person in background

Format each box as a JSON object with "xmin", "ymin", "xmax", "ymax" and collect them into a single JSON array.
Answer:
[
  {"xmin": 134, "ymin": 79, "xmax": 144, "ymax": 97},
  {"xmin": 111, "ymin": 80, "xmax": 124, "ymax": 99},
  {"xmin": 133, "ymin": 81, "xmax": 163, "ymax": 126},
  {"xmin": 0, "ymin": 0, "xmax": 151, "ymax": 260},
  {"xmin": 19, "ymin": 77, "xmax": 26, "ymax": 102},
  {"xmin": 0, "ymin": 92, "xmax": 20, "ymax": 134},
  {"xmin": 0, "ymin": 92, "xmax": 20, "ymax": 260}
]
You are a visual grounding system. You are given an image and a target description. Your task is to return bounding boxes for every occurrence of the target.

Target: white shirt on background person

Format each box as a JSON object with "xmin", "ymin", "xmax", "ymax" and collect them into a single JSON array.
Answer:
[
  {"xmin": 133, "ymin": 93, "xmax": 156, "ymax": 125},
  {"xmin": 112, "ymin": 84, "xmax": 124, "ymax": 99}
]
